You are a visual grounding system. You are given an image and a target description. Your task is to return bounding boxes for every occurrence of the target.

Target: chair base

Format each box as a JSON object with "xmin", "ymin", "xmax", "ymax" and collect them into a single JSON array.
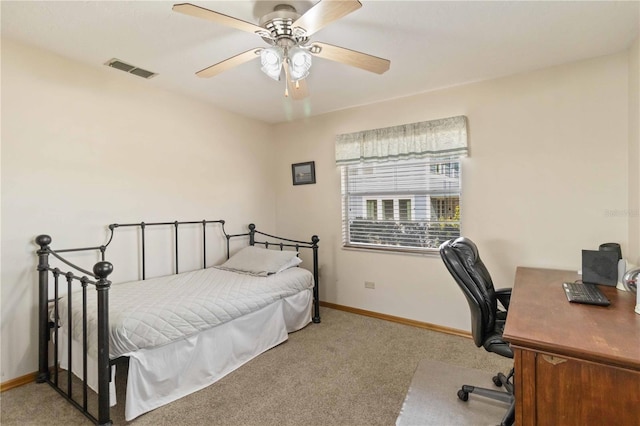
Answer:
[{"xmin": 457, "ymin": 369, "xmax": 515, "ymax": 426}]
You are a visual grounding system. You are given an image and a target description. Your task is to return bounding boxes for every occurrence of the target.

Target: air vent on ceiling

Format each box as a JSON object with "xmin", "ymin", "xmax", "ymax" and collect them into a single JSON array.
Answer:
[{"xmin": 104, "ymin": 58, "xmax": 157, "ymax": 79}]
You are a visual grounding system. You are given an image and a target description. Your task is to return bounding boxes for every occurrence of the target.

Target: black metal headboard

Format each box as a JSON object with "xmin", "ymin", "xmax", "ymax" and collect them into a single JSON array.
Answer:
[{"xmin": 103, "ymin": 221, "xmax": 320, "ymax": 290}]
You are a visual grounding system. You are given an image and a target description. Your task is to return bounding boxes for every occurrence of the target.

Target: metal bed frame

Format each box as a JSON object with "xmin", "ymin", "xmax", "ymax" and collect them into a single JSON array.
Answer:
[{"xmin": 35, "ymin": 220, "xmax": 320, "ymax": 425}]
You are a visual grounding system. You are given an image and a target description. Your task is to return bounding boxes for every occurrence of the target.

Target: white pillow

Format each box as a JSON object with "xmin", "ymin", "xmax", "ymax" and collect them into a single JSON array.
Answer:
[
  {"xmin": 218, "ymin": 246, "xmax": 301, "ymax": 276},
  {"xmin": 276, "ymin": 256, "xmax": 302, "ymax": 274}
]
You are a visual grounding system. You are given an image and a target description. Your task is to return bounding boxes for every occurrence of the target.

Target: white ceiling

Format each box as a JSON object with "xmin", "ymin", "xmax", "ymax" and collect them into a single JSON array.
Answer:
[{"xmin": 2, "ymin": 1, "xmax": 639, "ymax": 124}]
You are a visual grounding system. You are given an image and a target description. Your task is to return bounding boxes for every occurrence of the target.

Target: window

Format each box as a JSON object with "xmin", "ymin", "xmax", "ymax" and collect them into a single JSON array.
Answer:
[
  {"xmin": 399, "ymin": 199, "xmax": 411, "ymax": 221},
  {"xmin": 341, "ymin": 159, "xmax": 461, "ymax": 251},
  {"xmin": 430, "ymin": 162, "xmax": 460, "ymax": 178},
  {"xmin": 382, "ymin": 200, "xmax": 394, "ymax": 220},
  {"xmin": 431, "ymin": 197, "xmax": 459, "ymax": 220},
  {"xmin": 366, "ymin": 199, "xmax": 377, "ymax": 219},
  {"xmin": 336, "ymin": 115, "xmax": 467, "ymax": 252}
]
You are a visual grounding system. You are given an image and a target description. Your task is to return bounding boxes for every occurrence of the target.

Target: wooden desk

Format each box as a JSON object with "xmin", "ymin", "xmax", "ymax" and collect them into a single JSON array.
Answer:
[{"xmin": 503, "ymin": 267, "xmax": 640, "ymax": 426}]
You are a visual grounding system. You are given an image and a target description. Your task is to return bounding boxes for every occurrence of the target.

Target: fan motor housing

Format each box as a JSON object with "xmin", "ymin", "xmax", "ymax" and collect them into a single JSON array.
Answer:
[{"xmin": 259, "ymin": 4, "xmax": 309, "ymax": 46}]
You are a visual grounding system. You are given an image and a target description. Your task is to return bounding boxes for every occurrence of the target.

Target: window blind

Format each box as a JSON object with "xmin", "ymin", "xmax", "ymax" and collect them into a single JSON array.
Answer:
[
  {"xmin": 336, "ymin": 115, "xmax": 467, "ymax": 252},
  {"xmin": 341, "ymin": 159, "xmax": 461, "ymax": 251}
]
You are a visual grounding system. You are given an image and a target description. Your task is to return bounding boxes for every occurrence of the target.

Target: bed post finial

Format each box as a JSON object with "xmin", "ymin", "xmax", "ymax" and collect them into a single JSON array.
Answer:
[
  {"xmin": 36, "ymin": 234, "xmax": 52, "ymax": 248},
  {"xmin": 249, "ymin": 223, "xmax": 256, "ymax": 246},
  {"xmin": 93, "ymin": 261, "xmax": 113, "ymax": 279},
  {"xmin": 36, "ymin": 235, "xmax": 52, "ymax": 383}
]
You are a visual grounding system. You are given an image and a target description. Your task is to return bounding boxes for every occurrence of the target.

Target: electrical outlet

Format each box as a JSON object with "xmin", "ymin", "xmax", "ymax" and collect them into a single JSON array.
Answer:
[{"xmin": 365, "ymin": 281, "xmax": 375, "ymax": 289}]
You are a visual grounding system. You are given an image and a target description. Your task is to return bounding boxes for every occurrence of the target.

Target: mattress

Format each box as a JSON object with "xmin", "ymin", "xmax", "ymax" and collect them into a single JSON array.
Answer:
[{"xmin": 57, "ymin": 266, "xmax": 314, "ymax": 358}]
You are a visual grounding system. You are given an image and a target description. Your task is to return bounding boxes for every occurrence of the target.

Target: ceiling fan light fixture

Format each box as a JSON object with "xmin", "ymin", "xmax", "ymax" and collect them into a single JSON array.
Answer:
[
  {"xmin": 289, "ymin": 47, "xmax": 312, "ymax": 80},
  {"xmin": 260, "ymin": 47, "xmax": 284, "ymax": 80}
]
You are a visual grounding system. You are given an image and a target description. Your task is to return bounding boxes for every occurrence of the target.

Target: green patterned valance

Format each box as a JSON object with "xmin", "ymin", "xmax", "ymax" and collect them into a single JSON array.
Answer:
[{"xmin": 335, "ymin": 115, "xmax": 468, "ymax": 165}]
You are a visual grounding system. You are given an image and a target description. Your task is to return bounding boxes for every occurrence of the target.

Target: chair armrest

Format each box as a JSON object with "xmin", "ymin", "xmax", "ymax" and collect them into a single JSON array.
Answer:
[{"xmin": 495, "ymin": 288, "xmax": 512, "ymax": 311}]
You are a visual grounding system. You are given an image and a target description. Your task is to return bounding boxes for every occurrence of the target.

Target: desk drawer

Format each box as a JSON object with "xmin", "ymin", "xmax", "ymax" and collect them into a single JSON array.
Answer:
[{"xmin": 514, "ymin": 348, "xmax": 640, "ymax": 426}]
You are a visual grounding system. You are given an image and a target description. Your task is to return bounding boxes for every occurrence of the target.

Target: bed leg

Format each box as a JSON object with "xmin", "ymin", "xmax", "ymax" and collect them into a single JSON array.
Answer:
[{"xmin": 36, "ymin": 235, "xmax": 52, "ymax": 383}]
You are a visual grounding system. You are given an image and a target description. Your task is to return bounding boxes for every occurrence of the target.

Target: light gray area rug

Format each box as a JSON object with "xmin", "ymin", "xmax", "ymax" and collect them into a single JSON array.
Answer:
[{"xmin": 1, "ymin": 307, "xmax": 512, "ymax": 425}]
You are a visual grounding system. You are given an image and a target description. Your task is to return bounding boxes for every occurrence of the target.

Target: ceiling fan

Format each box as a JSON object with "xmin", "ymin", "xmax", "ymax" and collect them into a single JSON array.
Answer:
[{"xmin": 172, "ymin": 1, "xmax": 391, "ymax": 99}]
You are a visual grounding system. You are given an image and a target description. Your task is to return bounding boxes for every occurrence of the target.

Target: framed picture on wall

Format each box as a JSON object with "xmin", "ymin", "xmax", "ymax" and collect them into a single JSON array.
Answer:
[{"xmin": 292, "ymin": 161, "xmax": 316, "ymax": 185}]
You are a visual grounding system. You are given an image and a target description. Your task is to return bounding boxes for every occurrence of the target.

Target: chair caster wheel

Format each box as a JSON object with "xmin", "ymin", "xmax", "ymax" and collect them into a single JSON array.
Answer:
[
  {"xmin": 492, "ymin": 375, "xmax": 503, "ymax": 387},
  {"xmin": 457, "ymin": 389, "xmax": 469, "ymax": 401}
]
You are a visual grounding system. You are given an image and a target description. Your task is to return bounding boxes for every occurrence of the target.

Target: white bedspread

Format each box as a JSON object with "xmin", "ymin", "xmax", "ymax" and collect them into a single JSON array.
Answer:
[{"xmin": 57, "ymin": 266, "xmax": 314, "ymax": 358}]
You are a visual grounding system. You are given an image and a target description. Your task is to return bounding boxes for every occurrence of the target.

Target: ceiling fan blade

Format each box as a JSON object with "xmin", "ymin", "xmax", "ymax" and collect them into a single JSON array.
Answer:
[
  {"xmin": 283, "ymin": 62, "xmax": 309, "ymax": 100},
  {"xmin": 173, "ymin": 3, "xmax": 267, "ymax": 36},
  {"xmin": 293, "ymin": 0, "xmax": 362, "ymax": 37},
  {"xmin": 196, "ymin": 48, "xmax": 261, "ymax": 78},
  {"xmin": 310, "ymin": 42, "xmax": 390, "ymax": 74}
]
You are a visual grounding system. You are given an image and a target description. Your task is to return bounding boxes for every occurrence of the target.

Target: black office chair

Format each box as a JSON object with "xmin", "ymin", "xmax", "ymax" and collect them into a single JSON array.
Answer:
[{"xmin": 439, "ymin": 237, "xmax": 515, "ymax": 426}]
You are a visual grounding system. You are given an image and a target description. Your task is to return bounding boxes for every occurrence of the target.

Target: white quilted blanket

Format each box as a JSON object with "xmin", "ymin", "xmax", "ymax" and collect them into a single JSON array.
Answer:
[{"xmin": 57, "ymin": 267, "xmax": 313, "ymax": 358}]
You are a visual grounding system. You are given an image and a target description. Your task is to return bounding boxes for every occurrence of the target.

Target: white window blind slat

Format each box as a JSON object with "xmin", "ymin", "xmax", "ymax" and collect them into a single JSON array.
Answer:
[{"xmin": 341, "ymin": 159, "xmax": 461, "ymax": 251}]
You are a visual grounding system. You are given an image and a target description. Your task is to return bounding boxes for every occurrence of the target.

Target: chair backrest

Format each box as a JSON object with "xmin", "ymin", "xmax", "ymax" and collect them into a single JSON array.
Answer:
[{"xmin": 439, "ymin": 237, "xmax": 498, "ymax": 348}]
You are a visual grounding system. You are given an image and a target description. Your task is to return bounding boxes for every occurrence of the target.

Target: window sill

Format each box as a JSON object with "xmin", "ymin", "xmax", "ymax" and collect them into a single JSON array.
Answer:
[{"xmin": 341, "ymin": 244, "xmax": 441, "ymax": 257}]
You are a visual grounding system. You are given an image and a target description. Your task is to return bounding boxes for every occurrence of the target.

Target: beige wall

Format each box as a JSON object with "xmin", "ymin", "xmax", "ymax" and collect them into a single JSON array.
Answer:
[
  {"xmin": 273, "ymin": 52, "xmax": 630, "ymax": 331},
  {"xmin": 628, "ymin": 37, "xmax": 640, "ymax": 264},
  {"xmin": 0, "ymin": 39, "xmax": 276, "ymax": 382}
]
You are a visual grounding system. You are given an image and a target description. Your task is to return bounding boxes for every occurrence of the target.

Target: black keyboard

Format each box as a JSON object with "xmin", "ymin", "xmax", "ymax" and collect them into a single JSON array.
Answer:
[{"xmin": 562, "ymin": 282, "xmax": 610, "ymax": 306}]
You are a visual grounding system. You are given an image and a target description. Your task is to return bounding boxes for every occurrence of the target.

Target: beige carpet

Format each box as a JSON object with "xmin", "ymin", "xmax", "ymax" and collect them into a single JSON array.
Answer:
[{"xmin": 0, "ymin": 307, "xmax": 512, "ymax": 425}]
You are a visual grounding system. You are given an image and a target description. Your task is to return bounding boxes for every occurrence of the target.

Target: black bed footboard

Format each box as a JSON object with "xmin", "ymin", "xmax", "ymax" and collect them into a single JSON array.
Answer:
[{"xmin": 36, "ymin": 235, "xmax": 113, "ymax": 426}]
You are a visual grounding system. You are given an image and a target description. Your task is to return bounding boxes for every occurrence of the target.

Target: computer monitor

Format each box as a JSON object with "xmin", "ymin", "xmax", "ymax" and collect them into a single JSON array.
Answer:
[{"xmin": 582, "ymin": 249, "xmax": 618, "ymax": 286}]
